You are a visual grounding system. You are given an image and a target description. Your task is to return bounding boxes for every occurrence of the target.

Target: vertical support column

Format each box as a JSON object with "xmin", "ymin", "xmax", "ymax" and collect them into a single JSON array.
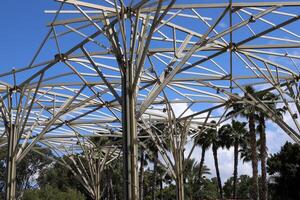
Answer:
[
  {"xmin": 175, "ymin": 148, "xmax": 184, "ymax": 200},
  {"xmin": 122, "ymin": 60, "xmax": 139, "ymax": 200},
  {"xmin": 229, "ymin": 0, "xmax": 233, "ymax": 93},
  {"xmin": 95, "ymin": 161, "xmax": 101, "ymax": 200},
  {"xmin": 6, "ymin": 124, "xmax": 17, "ymax": 200}
]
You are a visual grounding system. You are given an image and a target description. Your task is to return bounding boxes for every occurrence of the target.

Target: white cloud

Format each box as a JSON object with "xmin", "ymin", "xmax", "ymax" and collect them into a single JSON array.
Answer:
[
  {"xmin": 185, "ymin": 143, "xmax": 252, "ymax": 184},
  {"xmin": 266, "ymin": 121, "xmax": 293, "ymax": 154},
  {"xmin": 171, "ymin": 101, "xmax": 194, "ymax": 118},
  {"xmin": 218, "ymin": 22, "xmax": 227, "ymax": 28}
]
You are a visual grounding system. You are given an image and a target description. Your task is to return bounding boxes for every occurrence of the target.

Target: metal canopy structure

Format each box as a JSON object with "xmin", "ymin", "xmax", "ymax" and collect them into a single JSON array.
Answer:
[{"xmin": 1, "ymin": 0, "xmax": 300, "ymax": 199}]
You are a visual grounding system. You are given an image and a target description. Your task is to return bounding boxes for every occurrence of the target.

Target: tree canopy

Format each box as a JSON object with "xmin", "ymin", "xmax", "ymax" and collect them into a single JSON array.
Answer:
[{"xmin": 267, "ymin": 142, "xmax": 300, "ymax": 200}]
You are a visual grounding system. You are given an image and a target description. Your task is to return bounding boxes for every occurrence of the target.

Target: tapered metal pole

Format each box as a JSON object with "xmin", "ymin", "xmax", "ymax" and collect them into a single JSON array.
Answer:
[
  {"xmin": 6, "ymin": 124, "xmax": 17, "ymax": 200},
  {"xmin": 5, "ymin": 87, "xmax": 17, "ymax": 200},
  {"xmin": 175, "ymin": 148, "xmax": 184, "ymax": 200},
  {"xmin": 95, "ymin": 161, "xmax": 101, "ymax": 200},
  {"xmin": 122, "ymin": 60, "xmax": 139, "ymax": 200}
]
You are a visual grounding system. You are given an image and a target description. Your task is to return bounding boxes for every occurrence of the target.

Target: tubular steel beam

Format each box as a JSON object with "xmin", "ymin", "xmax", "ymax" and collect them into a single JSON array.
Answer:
[
  {"xmin": 122, "ymin": 60, "xmax": 139, "ymax": 200},
  {"xmin": 6, "ymin": 124, "xmax": 17, "ymax": 200},
  {"xmin": 141, "ymin": 1, "xmax": 300, "ymax": 12}
]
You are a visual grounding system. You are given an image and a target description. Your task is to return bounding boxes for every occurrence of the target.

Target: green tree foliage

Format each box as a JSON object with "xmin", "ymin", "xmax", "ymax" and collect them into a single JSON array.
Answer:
[
  {"xmin": 37, "ymin": 158, "xmax": 90, "ymax": 199},
  {"xmin": 101, "ymin": 161, "xmax": 124, "ymax": 200},
  {"xmin": 227, "ymin": 86, "xmax": 280, "ymax": 200},
  {"xmin": 184, "ymin": 158, "xmax": 212, "ymax": 199},
  {"xmin": 197, "ymin": 177, "xmax": 219, "ymax": 200},
  {"xmin": 2, "ymin": 125, "xmax": 299, "ymax": 200},
  {"xmin": 267, "ymin": 142, "xmax": 300, "ymax": 200},
  {"xmin": 23, "ymin": 185, "xmax": 85, "ymax": 200},
  {"xmin": 38, "ymin": 157, "xmax": 125, "ymax": 200},
  {"xmin": 256, "ymin": 91, "xmax": 283, "ymax": 200},
  {"xmin": 223, "ymin": 175, "xmax": 252, "ymax": 199},
  {"xmin": 155, "ymin": 176, "xmax": 218, "ymax": 200},
  {"xmin": 219, "ymin": 120, "xmax": 248, "ymax": 198},
  {"xmin": 194, "ymin": 123, "xmax": 214, "ymax": 179},
  {"xmin": 136, "ymin": 157, "xmax": 218, "ymax": 200},
  {"xmin": 0, "ymin": 146, "xmax": 53, "ymax": 199}
]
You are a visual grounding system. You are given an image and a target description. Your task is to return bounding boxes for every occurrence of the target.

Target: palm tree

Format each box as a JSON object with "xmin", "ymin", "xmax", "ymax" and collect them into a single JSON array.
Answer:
[
  {"xmin": 195, "ymin": 120, "xmax": 225, "ymax": 198},
  {"xmin": 233, "ymin": 89, "xmax": 284, "ymax": 200},
  {"xmin": 212, "ymin": 143, "xmax": 223, "ymax": 199},
  {"xmin": 184, "ymin": 158, "xmax": 199, "ymax": 200},
  {"xmin": 194, "ymin": 124, "xmax": 214, "ymax": 180},
  {"xmin": 232, "ymin": 121, "xmax": 248, "ymax": 199},
  {"xmin": 255, "ymin": 91, "xmax": 284, "ymax": 200},
  {"xmin": 227, "ymin": 86, "xmax": 259, "ymax": 200},
  {"xmin": 184, "ymin": 158, "xmax": 211, "ymax": 200},
  {"xmin": 211, "ymin": 125, "xmax": 224, "ymax": 199},
  {"xmin": 196, "ymin": 120, "xmax": 224, "ymax": 199},
  {"xmin": 219, "ymin": 120, "xmax": 248, "ymax": 199}
]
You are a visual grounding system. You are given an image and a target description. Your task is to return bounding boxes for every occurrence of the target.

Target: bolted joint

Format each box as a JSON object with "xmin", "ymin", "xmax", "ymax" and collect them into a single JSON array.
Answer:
[
  {"xmin": 54, "ymin": 53, "xmax": 67, "ymax": 62},
  {"xmin": 125, "ymin": 7, "xmax": 132, "ymax": 18},
  {"xmin": 9, "ymin": 86, "xmax": 20, "ymax": 93},
  {"xmin": 249, "ymin": 15, "xmax": 256, "ymax": 23},
  {"xmin": 294, "ymin": 74, "xmax": 300, "ymax": 81},
  {"xmin": 196, "ymin": 38, "xmax": 208, "ymax": 46},
  {"xmin": 164, "ymin": 66, "xmax": 173, "ymax": 78},
  {"xmin": 292, "ymin": 113, "xmax": 298, "ymax": 119},
  {"xmin": 231, "ymin": 7, "xmax": 242, "ymax": 13},
  {"xmin": 127, "ymin": 60, "xmax": 132, "ymax": 68},
  {"xmin": 120, "ymin": 6, "xmax": 132, "ymax": 19},
  {"xmin": 229, "ymin": 42, "xmax": 237, "ymax": 51}
]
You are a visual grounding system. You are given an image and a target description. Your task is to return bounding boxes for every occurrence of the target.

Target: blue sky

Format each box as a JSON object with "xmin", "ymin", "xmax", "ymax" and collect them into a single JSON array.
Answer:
[{"xmin": 0, "ymin": 0, "xmax": 57, "ymax": 71}]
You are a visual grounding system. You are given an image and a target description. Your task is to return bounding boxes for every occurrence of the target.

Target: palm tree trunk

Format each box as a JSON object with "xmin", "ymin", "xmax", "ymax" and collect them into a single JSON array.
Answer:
[
  {"xmin": 139, "ymin": 148, "xmax": 145, "ymax": 200},
  {"xmin": 152, "ymin": 150, "xmax": 158, "ymax": 200},
  {"xmin": 198, "ymin": 147, "xmax": 206, "ymax": 180},
  {"xmin": 212, "ymin": 143, "xmax": 223, "ymax": 199},
  {"xmin": 233, "ymin": 138, "xmax": 239, "ymax": 199},
  {"xmin": 259, "ymin": 113, "xmax": 267, "ymax": 200},
  {"xmin": 249, "ymin": 113, "xmax": 259, "ymax": 200}
]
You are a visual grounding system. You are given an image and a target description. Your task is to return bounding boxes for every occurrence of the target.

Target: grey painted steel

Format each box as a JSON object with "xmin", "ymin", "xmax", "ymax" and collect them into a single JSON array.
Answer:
[{"xmin": 6, "ymin": 124, "xmax": 17, "ymax": 200}]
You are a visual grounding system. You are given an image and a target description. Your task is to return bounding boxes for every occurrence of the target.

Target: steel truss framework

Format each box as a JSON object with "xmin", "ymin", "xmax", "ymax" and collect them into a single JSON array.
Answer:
[{"xmin": 1, "ymin": 0, "xmax": 300, "ymax": 199}]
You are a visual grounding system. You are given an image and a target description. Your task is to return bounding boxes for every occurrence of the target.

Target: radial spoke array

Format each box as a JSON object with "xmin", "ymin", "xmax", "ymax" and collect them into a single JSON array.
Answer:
[{"xmin": 1, "ymin": 1, "xmax": 300, "ymax": 200}]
